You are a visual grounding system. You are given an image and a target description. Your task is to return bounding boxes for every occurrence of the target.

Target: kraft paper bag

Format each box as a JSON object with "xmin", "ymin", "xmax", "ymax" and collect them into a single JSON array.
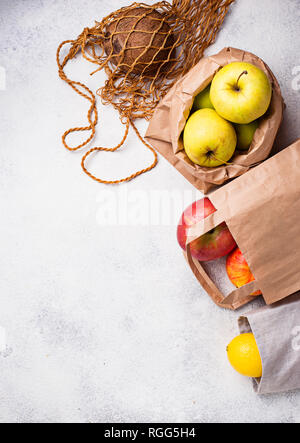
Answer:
[
  {"xmin": 239, "ymin": 293, "xmax": 300, "ymax": 395},
  {"xmin": 185, "ymin": 139, "xmax": 300, "ymax": 310},
  {"xmin": 145, "ymin": 47, "xmax": 284, "ymax": 193}
]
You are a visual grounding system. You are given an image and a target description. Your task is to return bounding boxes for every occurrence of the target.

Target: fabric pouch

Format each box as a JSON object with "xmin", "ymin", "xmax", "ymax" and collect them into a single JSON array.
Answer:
[{"xmin": 239, "ymin": 293, "xmax": 300, "ymax": 394}]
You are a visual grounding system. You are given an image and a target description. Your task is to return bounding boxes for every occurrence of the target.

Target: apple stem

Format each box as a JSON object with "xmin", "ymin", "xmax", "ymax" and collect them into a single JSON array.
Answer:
[{"xmin": 235, "ymin": 70, "xmax": 248, "ymax": 91}]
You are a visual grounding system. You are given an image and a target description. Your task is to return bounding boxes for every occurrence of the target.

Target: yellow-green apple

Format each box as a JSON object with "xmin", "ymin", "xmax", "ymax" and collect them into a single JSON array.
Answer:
[
  {"xmin": 183, "ymin": 109, "xmax": 237, "ymax": 167},
  {"xmin": 226, "ymin": 248, "xmax": 261, "ymax": 295},
  {"xmin": 177, "ymin": 198, "xmax": 237, "ymax": 262},
  {"xmin": 210, "ymin": 62, "xmax": 272, "ymax": 124},
  {"xmin": 235, "ymin": 120, "xmax": 259, "ymax": 150},
  {"xmin": 193, "ymin": 85, "xmax": 214, "ymax": 110}
]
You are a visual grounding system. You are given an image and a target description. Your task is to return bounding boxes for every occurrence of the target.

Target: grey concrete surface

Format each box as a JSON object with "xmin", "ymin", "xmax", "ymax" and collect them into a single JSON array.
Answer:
[{"xmin": 0, "ymin": 0, "xmax": 299, "ymax": 423}]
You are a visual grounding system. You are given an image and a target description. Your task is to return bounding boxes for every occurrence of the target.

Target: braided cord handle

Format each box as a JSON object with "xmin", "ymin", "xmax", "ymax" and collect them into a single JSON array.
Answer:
[
  {"xmin": 57, "ymin": 38, "xmax": 158, "ymax": 184},
  {"xmin": 57, "ymin": 37, "xmax": 98, "ymax": 152},
  {"xmin": 81, "ymin": 119, "xmax": 158, "ymax": 184}
]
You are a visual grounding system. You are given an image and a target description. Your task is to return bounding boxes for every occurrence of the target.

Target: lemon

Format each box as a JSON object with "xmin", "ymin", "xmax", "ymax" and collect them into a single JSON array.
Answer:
[{"xmin": 227, "ymin": 333, "xmax": 262, "ymax": 378}]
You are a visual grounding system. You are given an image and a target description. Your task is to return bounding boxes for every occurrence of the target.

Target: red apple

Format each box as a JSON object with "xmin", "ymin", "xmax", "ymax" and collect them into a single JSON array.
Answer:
[
  {"xmin": 226, "ymin": 248, "xmax": 262, "ymax": 295},
  {"xmin": 177, "ymin": 198, "xmax": 237, "ymax": 262}
]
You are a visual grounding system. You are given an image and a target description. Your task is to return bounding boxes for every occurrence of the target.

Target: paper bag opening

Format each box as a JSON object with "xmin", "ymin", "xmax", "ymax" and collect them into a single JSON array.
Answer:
[
  {"xmin": 146, "ymin": 47, "xmax": 284, "ymax": 194},
  {"xmin": 185, "ymin": 139, "xmax": 300, "ymax": 310}
]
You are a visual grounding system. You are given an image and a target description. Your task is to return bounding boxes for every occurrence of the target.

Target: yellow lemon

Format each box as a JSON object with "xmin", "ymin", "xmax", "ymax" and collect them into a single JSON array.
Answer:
[{"xmin": 227, "ymin": 333, "xmax": 262, "ymax": 378}]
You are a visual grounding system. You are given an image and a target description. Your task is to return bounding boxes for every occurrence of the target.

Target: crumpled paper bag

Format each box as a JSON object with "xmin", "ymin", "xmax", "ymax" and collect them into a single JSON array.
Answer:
[
  {"xmin": 145, "ymin": 47, "xmax": 284, "ymax": 193},
  {"xmin": 185, "ymin": 139, "xmax": 300, "ymax": 310}
]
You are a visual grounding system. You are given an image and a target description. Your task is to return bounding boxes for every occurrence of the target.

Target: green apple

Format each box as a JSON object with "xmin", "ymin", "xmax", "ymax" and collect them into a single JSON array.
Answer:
[
  {"xmin": 210, "ymin": 62, "xmax": 272, "ymax": 124},
  {"xmin": 193, "ymin": 85, "xmax": 214, "ymax": 110},
  {"xmin": 183, "ymin": 109, "xmax": 237, "ymax": 167},
  {"xmin": 235, "ymin": 120, "xmax": 259, "ymax": 150}
]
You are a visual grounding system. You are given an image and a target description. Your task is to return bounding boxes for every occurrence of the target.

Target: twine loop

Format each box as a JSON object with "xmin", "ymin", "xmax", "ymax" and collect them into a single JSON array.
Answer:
[{"xmin": 57, "ymin": 0, "xmax": 235, "ymax": 184}]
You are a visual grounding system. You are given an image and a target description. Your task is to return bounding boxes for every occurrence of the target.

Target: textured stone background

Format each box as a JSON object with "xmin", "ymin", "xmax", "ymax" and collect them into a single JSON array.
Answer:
[{"xmin": 0, "ymin": 0, "xmax": 299, "ymax": 423}]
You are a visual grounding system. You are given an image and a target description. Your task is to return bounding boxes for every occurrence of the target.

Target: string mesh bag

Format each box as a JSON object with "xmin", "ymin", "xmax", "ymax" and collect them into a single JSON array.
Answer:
[{"xmin": 57, "ymin": 0, "xmax": 235, "ymax": 184}]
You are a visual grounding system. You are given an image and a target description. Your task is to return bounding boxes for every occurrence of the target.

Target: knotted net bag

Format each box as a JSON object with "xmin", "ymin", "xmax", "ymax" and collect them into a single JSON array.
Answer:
[{"xmin": 57, "ymin": 0, "xmax": 235, "ymax": 184}]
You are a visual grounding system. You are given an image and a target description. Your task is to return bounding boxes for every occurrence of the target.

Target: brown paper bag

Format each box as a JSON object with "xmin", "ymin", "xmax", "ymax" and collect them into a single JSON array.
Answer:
[
  {"xmin": 145, "ymin": 47, "xmax": 284, "ymax": 193},
  {"xmin": 239, "ymin": 293, "xmax": 300, "ymax": 395},
  {"xmin": 185, "ymin": 139, "xmax": 300, "ymax": 310}
]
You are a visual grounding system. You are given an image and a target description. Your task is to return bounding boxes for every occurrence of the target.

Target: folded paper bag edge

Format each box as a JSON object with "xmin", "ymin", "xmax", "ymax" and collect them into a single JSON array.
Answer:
[
  {"xmin": 220, "ymin": 281, "xmax": 260, "ymax": 308},
  {"xmin": 186, "ymin": 211, "xmax": 225, "ymax": 245},
  {"xmin": 185, "ymin": 245, "xmax": 260, "ymax": 311}
]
